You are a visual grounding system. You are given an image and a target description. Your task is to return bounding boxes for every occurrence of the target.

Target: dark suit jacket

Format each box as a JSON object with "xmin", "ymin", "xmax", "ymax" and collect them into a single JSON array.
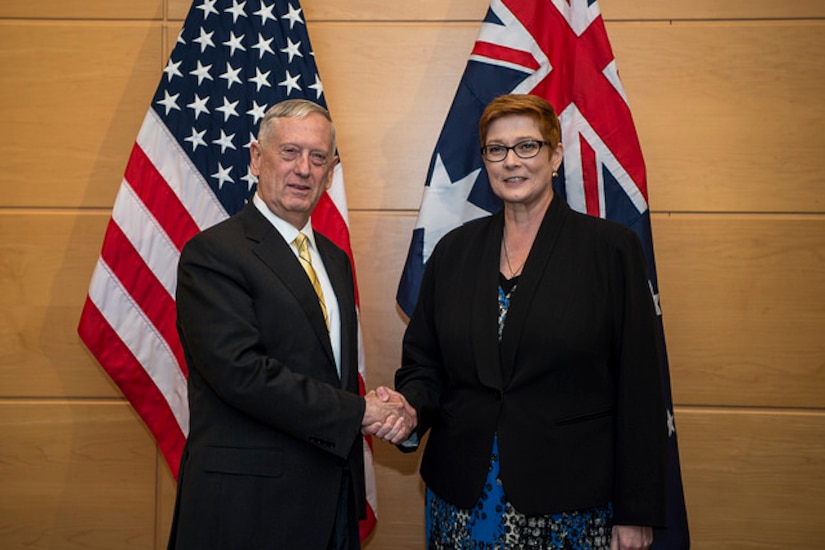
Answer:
[
  {"xmin": 396, "ymin": 196, "xmax": 667, "ymax": 527},
  {"xmin": 168, "ymin": 203, "xmax": 366, "ymax": 549}
]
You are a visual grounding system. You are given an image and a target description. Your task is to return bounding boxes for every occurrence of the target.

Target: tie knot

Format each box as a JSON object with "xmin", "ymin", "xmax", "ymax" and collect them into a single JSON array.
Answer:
[{"xmin": 294, "ymin": 232, "xmax": 309, "ymax": 256}]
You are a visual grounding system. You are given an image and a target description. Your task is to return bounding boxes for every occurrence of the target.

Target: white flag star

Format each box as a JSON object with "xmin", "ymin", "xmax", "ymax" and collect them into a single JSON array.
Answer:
[
  {"xmin": 246, "ymin": 100, "xmax": 267, "ymax": 125},
  {"xmin": 196, "ymin": 0, "xmax": 218, "ymax": 19},
  {"xmin": 220, "ymin": 62, "xmax": 243, "ymax": 89},
  {"xmin": 184, "ymin": 127, "xmax": 207, "ymax": 151},
  {"xmin": 212, "ymin": 129, "xmax": 237, "ymax": 154},
  {"xmin": 241, "ymin": 166, "xmax": 258, "ymax": 191},
  {"xmin": 216, "ymin": 97, "xmax": 240, "ymax": 121},
  {"xmin": 280, "ymin": 38, "xmax": 303, "ymax": 63},
  {"xmin": 163, "ymin": 58, "xmax": 183, "ymax": 82},
  {"xmin": 223, "ymin": 31, "xmax": 246, "ymax": 56},
  {"xmin": 308, "ymin": 74, "xmax": 324, "ymax": 100},
  {"xmin": 249, "ymin": 67, "xmax": 272, "ymax": 92},
  {"xmin": 187, "ymin": 94, "xmax": 210, "ymax": 120},
  {"xmin": 416, "ymin": 154, "xmax": 490, "ymax": 263},
  {"xmin": 278, "ymin": 70, "xmax": 302, "ymax": 95},
  {"xmin": 212, "ymin": 163, "xmax": 234, "ymax": 189},
  {"xmin": 254, "ymin": 1, "xmax": 277, "ymax": 25},
  {"xmin": 193, "ymin": 27, "xmax": 215, "ymax": 53},
  {"xmin": 225, "ymin": 0, "xmax": 248, "ymax": 24},
  {"xmin": 281, "ymin": 3, "xmax": 304, "ymax": 29},
  {"xmin": 649, "ymin": 280, "xmax": 662, "ymax": 316},
  {"xmin": 156, "ymin": 90, "xmax": 181, "ymax": 115},
  {"xmin": 252, "ymin": 33, "xmax": 275, "ymax": 59},
  {"xmin": 189, "ymin": 60, "xmax": 214, "ymax": 85}
]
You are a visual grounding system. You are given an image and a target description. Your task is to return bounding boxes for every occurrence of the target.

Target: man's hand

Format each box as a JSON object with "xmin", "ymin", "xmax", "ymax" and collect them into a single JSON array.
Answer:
[{"xmin": 362, "ymin": 386, "xmax": 417, "ymax": 444}]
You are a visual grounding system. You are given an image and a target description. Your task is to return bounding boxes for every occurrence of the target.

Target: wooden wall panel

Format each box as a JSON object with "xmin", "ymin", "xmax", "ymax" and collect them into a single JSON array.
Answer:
[
  {"xmin": 678, "ymin": 408, "xmax": 825, "ymax": 549},
  {"xmin": 349, "ymin": 213, "xmax": 417, "ymax": 387},
  {"xmin": 0, "ymin": 212, "xmax": 120, "ymax": 398},
  {"xmin": 309, "ymin": 23, "xmax": 479, "ymax": 212},
  {"xmin": 0, "ymin": 402, "xmax": 158, "ymax": 549},
  {"xmin": 0, "ymin": 0, "xmax": 162, "ymax": 20},
  {"xmin": 0, "ymin": 22, "xmax": 162, "ymax": 208},
  {"xmin": 602, "ymin": 0, "xmax": 825, "ymax": 21},
  {"xmin": 653, "ymin": 214, "xmax": 825, "ymax": 408},
  {"xmin": 612, "ymin": 22, "xmax": 825, "ymax": 213}
]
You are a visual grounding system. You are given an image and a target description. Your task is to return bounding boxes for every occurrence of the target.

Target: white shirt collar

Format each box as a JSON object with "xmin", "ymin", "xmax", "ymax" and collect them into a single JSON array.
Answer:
[{"xmin": 252, "ymin": 192, "xmax": 317, "ymax": 250}]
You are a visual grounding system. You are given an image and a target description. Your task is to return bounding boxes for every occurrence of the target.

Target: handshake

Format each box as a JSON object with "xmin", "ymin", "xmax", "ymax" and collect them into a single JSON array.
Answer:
[{"xmin": 361, "ymin": 386, "xmax": 417, "ymax": 445}]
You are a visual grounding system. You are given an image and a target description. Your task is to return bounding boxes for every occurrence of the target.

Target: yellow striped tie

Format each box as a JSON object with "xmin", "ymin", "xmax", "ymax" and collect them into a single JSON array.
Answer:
[{"xmin": 294, "ymin": 233, "xmax": 329, "ymax": 330}]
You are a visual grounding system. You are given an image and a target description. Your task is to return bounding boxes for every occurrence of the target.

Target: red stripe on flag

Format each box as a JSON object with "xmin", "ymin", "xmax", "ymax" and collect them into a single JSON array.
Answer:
[
  {"xmin": 78, "ymin": 297, "xmax": 186, "ymax": 477},
  {"xmin": 472, "ymin": 41, "xmax": 541, "ymax": 71},
  {"xmin": 313, "ymin": 193, "xmax": 359, "ymax": 305},
  {"xmin": 358, "ymin": 502, "xmax": 377, "ymax": 542},
  {"xmin": 124, "ymin": 144, "xmax": 202, "ymax": 251},
  {"xmin": 581, "ymin": 136, "xmax": 600, "ymax": 217},
  {"xmin": 99, "ymin": 219, "xmax": 187, "ymax": 374}
]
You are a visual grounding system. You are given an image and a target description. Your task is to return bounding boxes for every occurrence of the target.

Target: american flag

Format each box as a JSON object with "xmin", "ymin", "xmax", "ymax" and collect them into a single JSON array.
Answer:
[
  {"xmin": 77, "ymin": 0, "xmax": 377, "ymax": 538},
  {"xmin": 397, "ymin": 0, "xmax": 689, "ymax": 546}
]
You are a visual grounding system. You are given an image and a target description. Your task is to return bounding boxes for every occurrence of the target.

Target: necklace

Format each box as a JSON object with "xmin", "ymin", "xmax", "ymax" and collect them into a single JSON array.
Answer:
[{"xmin": 502, "ymin": 233, "xmax": 526, "ymax": 278}]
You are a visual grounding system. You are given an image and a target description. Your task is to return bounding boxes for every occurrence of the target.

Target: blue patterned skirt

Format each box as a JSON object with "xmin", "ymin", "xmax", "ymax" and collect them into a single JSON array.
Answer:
[{"xmin": 425, "ymin": 437, "xmax": 613, "ymax": 549}]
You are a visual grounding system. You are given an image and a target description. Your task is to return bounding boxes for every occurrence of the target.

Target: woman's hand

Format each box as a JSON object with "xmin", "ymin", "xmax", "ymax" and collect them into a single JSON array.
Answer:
[{"xmin": 610, "ymin": 525, "xmax": 653, "ymax": 550}]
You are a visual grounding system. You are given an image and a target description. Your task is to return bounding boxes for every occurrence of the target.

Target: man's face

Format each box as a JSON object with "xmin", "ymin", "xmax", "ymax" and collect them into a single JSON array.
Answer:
[{"xmin": 250, "ymin": 112, "xmax": 338, "ymax": 228}]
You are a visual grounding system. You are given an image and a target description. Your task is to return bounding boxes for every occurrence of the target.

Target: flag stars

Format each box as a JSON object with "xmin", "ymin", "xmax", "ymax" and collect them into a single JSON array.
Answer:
[
  {"xmin": 245, "ymin": 132, "xmax": 257, "ymax": 149},
  {"xmin": 417, "ymin": 154, "xmax": 489, "ymax": 262},
  {"xmin": 216, "ymin": 96, "xmax": 240, "ymax": 121},
  {"xmin": 187, "ymin": 93, "xmax": 210, "ymax": 120},
  {"xmin": 225, "ymin": 0, "xmax": 248, "ymax": 24},
  {"xmin": 223, "ymin": 31, "xmax": 246, "ymax": 56},
  {"xmin": 249, "ymin": 67, "xmax": 272, "ymax": 92},
  {"xmin": 212, "ymin": 163, "xmax": 234, "ymax": 189},
  {"xmin": 246, "ymin": 100, "xmax": 267, "ymax": 125},
  {"xmin": 184, "ymin": 127, "xmax": 207, "ymax": 151},
  {"xmin": 212, "ymin": 129, "xmax": 237, "ymax": 154},
  {"xmin": 163, "ymin": 58, "xmax": 183, "ymax": 82},
  {"xmin": 241, "ymin": 166, "xmax": 258, "ymax": 191},
  {"xmin": 157, "ymin": 90, "xmax": 181, "ymax": 115},
  {"xmin": 254, "ymin": 1, "xmax": 277, "ymax": 25},
  {"xmin": 278, "ymin": 70, "xmax": 302, "ymax": 95},
  {"xmin": 252, "ymin": 33, "xmax": 275, "ymax": 58},
  {"xmin": 193, "ymin": 27, "xmax": 216, "ymax": 53},
  {"xmin": 220, "ymin": 62, "xmax": 243, "ymax": 89},
  {"xmin": 196, "ymin": 0, "xmax": 219, "ymax": 19},
  {"xmin": 281, "ymin": 3, "xmax": 304, "ymax": 29},
  {"xmin": 308, "ymin": 74, "xmax": 323, "ymax": 100},
  {"xmin": 280, "ymin": 37, "xmax": 303, "ymax": 63},
  {"xmin": 189, "ymin": 60, "xmax": 214, "ymax": 85}
]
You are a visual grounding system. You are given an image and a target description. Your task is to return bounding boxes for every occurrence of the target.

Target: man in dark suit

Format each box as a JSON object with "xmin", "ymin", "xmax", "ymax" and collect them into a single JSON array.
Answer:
[{"xmin": 167, "ymin": 99, "xmax": 414, "ymax": 550}]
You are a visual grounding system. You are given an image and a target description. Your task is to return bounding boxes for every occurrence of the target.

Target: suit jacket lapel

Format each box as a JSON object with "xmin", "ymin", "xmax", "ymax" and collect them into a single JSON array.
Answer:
[
  {"xmin": 471, "ymin": 212, "xmax": 506, "ymax": 391},
  {"xmin": 241, "ymin": 205, "xmax": 336, "ymax": 368},
  {"xmin": 499, "ymin": 196, "xmax": 569, "ymax": 385},
  {"xmin": 316, "ymin": 235, "xmax": 356, "ymax": 389}
]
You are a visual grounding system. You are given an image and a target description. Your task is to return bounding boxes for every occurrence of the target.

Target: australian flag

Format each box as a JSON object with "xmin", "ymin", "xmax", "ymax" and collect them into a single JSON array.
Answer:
[{"xmin": 396, "ymin": 1, "xmax": 690, "ymax": 547}]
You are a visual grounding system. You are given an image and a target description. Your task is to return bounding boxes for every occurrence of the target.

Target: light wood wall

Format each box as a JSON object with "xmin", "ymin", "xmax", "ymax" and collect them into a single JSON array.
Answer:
[{"xmin": 1, "ymin": 1, "xmax": 823, "ymax": 548}]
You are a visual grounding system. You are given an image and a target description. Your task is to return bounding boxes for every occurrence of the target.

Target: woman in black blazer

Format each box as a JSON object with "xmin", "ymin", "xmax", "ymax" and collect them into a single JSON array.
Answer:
[{"xmin": 395, "ymin": 95, "xmax": 667, "ymax": 549}]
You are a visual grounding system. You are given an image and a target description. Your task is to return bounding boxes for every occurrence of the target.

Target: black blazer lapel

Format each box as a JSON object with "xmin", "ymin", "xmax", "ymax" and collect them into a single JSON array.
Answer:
[
  {"xmin": 316, "ymin": 234, "xmax": 357, "ymax": 390},
  {"xmin": 471, "ymin": 212, "xmax": 506, "ymax": 391},
  {"xmin": 499, "ymin": 196, "xmax": 569, "ymax": 385},
  {"xmin": 240, "ymin": 205, "xmax": 336, "ymax": 367}
]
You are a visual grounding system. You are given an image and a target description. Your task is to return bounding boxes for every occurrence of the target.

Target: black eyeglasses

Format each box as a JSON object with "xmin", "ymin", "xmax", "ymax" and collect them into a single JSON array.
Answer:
[{"xmin": 480, "ymin": 139, "xmax": 551, "ymax": 162}]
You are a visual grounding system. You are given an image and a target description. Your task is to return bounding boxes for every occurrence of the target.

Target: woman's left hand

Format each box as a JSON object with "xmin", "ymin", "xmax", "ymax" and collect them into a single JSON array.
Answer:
[{"xmin": 610, "ymin": 525, "xmax": 653, "ymax": 550}]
